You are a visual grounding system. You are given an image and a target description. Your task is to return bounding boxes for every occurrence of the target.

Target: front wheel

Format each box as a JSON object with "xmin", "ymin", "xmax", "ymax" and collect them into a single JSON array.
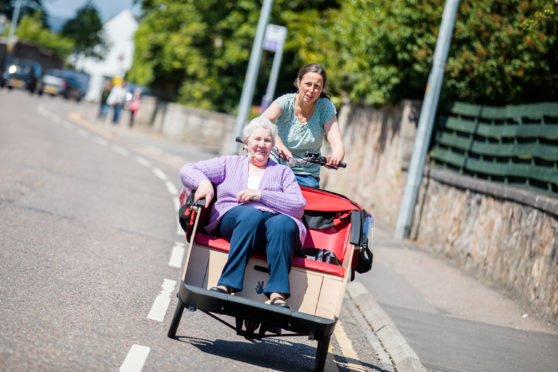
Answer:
[{"xmin": 314, "ymin": 336, "xmax": 330, "ymax": 372}]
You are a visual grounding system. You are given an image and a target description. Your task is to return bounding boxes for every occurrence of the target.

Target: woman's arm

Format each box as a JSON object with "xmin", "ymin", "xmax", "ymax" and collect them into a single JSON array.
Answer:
[
  {"xmin": 261, "ymin": 103, "xmax": 292, "ymax": 159},
  {"xmin": 179, "ymin": 157, "xmax": 227, "ymax": 207},
  {"xmin": 259, "ymin": 168, "xmax": 306, "ymax": 218},
  {"xmin": 324, "ymin": 116, "xmax": 345, "ymax": 167}
]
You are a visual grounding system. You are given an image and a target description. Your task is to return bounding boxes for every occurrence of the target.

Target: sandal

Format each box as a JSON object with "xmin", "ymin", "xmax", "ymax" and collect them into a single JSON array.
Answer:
[
  {"xmin": 270, "ymin": 296, "xmax": 290, "ymax": 309},
  {"xmin": 210, "ymin": 285, "xmax": 232, "ymax": 294}
]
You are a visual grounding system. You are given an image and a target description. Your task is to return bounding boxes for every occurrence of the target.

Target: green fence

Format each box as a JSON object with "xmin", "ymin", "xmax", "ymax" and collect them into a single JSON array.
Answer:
[{"xmin": 430, "ymin": 102, "xmax": 558, "ymax": 197}]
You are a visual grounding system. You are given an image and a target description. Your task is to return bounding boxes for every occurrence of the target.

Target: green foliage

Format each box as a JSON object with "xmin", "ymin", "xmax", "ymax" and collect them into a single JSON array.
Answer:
[
  {"xmin": 61, "ymin": 1, "xmax": 107, "ymax": 60},
  {"xmin": 14, "ymin": 12, "xmax": 74, "ymax": 59},
  {"xmin": 130, "ymin": 0, "xmax": 558, "ymax": 111},
  {"xmin": 0, "ymin": 0, "xmax": 49, "ymax": 28},
  {"xmin": 128, "ymin": 0, "xmax": 339, "ymax": 111}
]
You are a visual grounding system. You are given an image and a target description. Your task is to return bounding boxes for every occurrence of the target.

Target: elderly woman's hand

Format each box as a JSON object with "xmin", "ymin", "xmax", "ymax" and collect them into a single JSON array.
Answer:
[
  {"xmin": 195, "ymin": 179, "xmax": 214, "ymax": 208},
  {"xmin": 237, "ymin": 189, "xmax": 261, "ymax": 204}
]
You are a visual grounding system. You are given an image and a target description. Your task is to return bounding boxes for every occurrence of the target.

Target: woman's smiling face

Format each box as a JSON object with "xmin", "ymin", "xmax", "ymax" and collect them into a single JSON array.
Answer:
[{"xmin": 247, "ymin": 126, "xmax": 274, "ymax": 167}]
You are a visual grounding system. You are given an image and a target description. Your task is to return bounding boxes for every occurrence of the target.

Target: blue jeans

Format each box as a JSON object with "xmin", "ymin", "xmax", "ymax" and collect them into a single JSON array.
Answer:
[
  {"xmin": 217, "ymin": 206, "xmax": 299, "ymax": 297},
  {"xmin": 295, "ymin": 174, "xmax": 320, "ymax": 188},
  {"xmin": 112, "ymin": 104, "xmax": 122, "ymax": 123}
]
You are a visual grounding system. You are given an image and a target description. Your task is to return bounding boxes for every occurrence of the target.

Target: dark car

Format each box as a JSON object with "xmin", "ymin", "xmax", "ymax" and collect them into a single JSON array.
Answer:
[
  {"xmin": 37, "ymin": 69, "xmax": 84, "ymax": 101},
  {"xmin": 1, "ymin": 59, "xmax": 42, "ymax": 93}
]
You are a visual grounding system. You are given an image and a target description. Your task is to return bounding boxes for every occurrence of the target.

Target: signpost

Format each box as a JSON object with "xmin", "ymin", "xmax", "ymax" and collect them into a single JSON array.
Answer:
[{"xmin": 260, "ymin": 24, "xmax": 287, "ymax": 113}]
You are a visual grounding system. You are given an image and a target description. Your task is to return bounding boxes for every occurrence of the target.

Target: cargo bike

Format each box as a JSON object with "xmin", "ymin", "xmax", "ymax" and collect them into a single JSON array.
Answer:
[{"xmin": 167, "ymin": 150, "xmax": 373, "ymax": 371}]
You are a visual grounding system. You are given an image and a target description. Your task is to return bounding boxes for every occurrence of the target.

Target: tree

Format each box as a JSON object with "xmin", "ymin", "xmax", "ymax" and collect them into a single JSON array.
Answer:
[
  {"xmin": 128, "ymin": 0, "xmax": 340, "ymax": 111},
  {"xmin": 60, "ymin": 0, "xmax": 107, "ymax": 60},
  {"xmin": 0, "ymin": 0, "xmax": 49, "ymax": 28},
  {"xmin": 15, "ymin": 12, "xmax": 74, "ymax": 59}
]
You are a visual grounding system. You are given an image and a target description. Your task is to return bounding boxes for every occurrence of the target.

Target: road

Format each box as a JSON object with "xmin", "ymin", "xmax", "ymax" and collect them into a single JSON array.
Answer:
[{"xmin": 0, "ymin": 89, "xmax": 385, "ymax": 371}]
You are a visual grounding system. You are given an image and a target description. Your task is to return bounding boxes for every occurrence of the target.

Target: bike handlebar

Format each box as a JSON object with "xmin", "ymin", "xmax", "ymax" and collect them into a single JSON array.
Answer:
[{"xmin": 235, "ymin": 137, "xmax": 347, "ymax": 169}]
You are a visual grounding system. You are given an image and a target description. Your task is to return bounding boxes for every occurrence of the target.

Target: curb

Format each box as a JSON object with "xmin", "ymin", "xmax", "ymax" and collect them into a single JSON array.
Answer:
[{"xmin": 347, "ymin": 281, "xmax": 426, "ymax": 372}]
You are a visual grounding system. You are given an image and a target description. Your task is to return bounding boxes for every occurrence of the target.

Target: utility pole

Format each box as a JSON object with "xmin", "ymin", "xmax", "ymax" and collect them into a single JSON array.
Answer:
[
  {"xmin": 230, "ymin": 0, "xmax": 274, "ymax": 154},
  {"xmin": 395, "ymin": 0, "xmax": 459, "ymax": 239},
  {"xmin": 7, "ymin": 0, "xmax": 23, "ymax": 52}
]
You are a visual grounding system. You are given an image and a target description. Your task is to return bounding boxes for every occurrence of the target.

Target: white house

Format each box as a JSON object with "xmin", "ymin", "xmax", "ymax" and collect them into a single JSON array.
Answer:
[{"xmin": 75, "ymin": 9, "xmax": 138, "ymax": 102}]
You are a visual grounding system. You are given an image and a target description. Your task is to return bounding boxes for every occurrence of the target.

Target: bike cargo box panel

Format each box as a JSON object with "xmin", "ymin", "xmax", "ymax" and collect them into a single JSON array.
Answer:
[{"xmin": 184, "ymin": 236, "xmax": 350, "ymax": 319}]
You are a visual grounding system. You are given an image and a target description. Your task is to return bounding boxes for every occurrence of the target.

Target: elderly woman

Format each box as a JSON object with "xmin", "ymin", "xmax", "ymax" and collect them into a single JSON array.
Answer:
[
  {"xmin": 179, "ymin": 117, "xmax": 307, "ymax": 308},
  {"xmin": 261, "ymin": 63, "xmax": 344, "ymax": 188}
]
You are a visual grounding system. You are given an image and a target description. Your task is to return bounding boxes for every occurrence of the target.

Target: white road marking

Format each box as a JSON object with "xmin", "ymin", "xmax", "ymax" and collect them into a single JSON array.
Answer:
[
  {"xmin": 77, "ymin": 128, "xmax": 89, "ymax": 137},
  {"xmin": 152, "ymin": 167, "xmax": 167, "ymax": 181},
  {"xmin": 165, "ymin": 180, "xmax": 178, "ymax": 195},
  {"xmin": 135, "ymin": 156, "xmax": 151, "ymax": 167},
  {"xmin": 92, "ymin": 136, "xmax": 108, "ymax": 146},
  {"xmin": 147, "ymin": 279, "xmax": 176, "ymax": 322},
  {"xmin": 112, "ymin": 144, "xmax": 130, "ymax": 156},
  {"xmin": 334, "ymin": 320, "xmax": 366, "ymax": 371},
  {"xmin": 173, "ymin": 196, "xmax": 180, "ymax": 212},
  {"xmin": 62, "ymin": 121, "xmax": 73, "ymax": 130},
  {"xmin": 168, "ymin": 242, "xmax": 185, "ymax": 268},
  {"xmin": 177, "ymin": 222, "xmax": 184, "ymax": 236},
  {"xmin": 120, "ymin": 344, "xmax": 150, "ymax": 372}
]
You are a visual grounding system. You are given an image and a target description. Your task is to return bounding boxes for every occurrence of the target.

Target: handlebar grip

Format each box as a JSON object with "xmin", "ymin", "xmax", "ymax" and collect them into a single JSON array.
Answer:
[
  {"xmin": 195, "ymin": 198, "xmax": 206, "ymax": 208},
  {"xmin": 338, "ymin": 162, "xmax": 347, "ymax": 168},
  {"xmin": 235, "ymin": 137, "xmax": 243, "ymax": 144}
]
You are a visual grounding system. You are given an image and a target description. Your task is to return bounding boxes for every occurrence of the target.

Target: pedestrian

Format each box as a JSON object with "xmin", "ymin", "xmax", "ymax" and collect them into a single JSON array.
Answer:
[
  {"xmin": 97, "ymin": 80, "xmax": 113, "ymax": 120},
  {"xmin": 106, "ymin": 79, "xmax": 127, "ymax": 124},
  {"xmin": 128, "ymin": 87, "xmax": 142, "ymax": 127},
  {"xmin": 261, "ymin": 63, "xmax": 345, "ymax": 188},
  {"xmin": 180, "ymin": 117, "xmax": 306, "ymax": 308}
]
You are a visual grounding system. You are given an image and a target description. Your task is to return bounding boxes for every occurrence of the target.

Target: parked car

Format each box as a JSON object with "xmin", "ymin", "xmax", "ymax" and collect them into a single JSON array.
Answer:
[
  {"xmin": 37, "ymin": 69, "xmax": 84, "ymax": 101},
  {"xmin": 1, "ymin": 59, "xmax": 42, "ymax": 93}
]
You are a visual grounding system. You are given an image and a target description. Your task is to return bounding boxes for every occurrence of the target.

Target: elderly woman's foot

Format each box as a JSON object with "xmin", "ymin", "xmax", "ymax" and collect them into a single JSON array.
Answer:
[
  {"xmin": 210, "ymin": 285, "xmax": 232, "ymax": 294},
  {"xmin": 269, "ymin": 293, "xmax": 289, "ymax": 309}
]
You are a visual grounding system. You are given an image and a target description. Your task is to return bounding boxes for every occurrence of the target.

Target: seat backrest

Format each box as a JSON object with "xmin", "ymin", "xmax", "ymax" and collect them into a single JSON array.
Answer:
[{"xmin": 302, "ymin": 219, "xmax": 352, "ymax": 263}]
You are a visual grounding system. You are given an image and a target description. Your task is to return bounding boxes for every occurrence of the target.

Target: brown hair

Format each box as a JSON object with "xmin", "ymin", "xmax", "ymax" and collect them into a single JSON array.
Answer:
[{"xmin": 296, "ymin": 63, "xmax": 330, "ymax": 99}]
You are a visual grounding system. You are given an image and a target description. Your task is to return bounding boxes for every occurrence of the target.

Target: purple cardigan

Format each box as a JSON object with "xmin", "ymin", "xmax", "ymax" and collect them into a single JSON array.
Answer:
[{"xmin": 180, "ymin": 155, "xmax": 307, "ymax": 244}]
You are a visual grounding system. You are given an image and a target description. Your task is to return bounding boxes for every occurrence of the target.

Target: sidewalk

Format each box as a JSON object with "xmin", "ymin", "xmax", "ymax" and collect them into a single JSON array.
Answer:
[{"xmin": 353, "ymin": 221, "xmax": 558, "ymax": 372}]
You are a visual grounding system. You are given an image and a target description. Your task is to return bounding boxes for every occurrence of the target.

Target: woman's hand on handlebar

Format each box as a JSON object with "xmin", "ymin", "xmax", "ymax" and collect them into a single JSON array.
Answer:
[
  {"xmin": 274, "ymin": 137, "xmax": 293, "ymax": 162},
  {"xmin": 195, "ymin": 179, "xmax": 214, "ymax": 208},
  {"xmin": 326, "ymin": 153, "xmax": 344, "ymax": 168}
]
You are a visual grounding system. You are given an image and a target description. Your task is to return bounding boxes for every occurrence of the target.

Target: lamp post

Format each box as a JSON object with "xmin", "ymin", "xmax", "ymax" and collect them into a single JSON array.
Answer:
[{"xmin": 230, "ymin": 0, "xmax": 274, "ymax": 154}]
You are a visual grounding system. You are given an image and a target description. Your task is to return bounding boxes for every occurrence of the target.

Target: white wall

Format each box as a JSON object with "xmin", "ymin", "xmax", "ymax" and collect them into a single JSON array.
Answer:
[{"xmin": 74, "ymin": 9, "xmax": 138, "ymax": 102}]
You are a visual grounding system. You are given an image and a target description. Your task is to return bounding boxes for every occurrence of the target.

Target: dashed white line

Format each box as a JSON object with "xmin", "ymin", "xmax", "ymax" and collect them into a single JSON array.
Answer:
[
  {"xmin": 147, "ymin": 279, "xmax": 176, "ymax": 322},
  {"xmin": 77, "ymin": 128, "xmax": 89, "ymax": 137},
  {"xmin": 92, "ymin": 136, "xmax": 108, "ymax": 146},
  {"xmin": 168, "ymin": 242, "xmax": 186, "ymax": 268},
  {"xmin": 165, "ymin": 180, "xmax": 178, "ymax": 195},
  {"xmin": 173, "ymin": 196, "xmax": 180, "ymax": 212},
  {"xmin": 152, "ymin": 167, "xmax": 167, "ymax": 181},
  {"xmin": 135, "ymin": 156, "xmax": 151, "ymax": 167},
  {"xmin": 112, "ymin": 144, "xmax": 130, "ymax": 156},
  {"xmin": 120, "ymin": 344, "xmax": 150, "ymax": 372},
  {"xmin": 62, "ymin": 121, "xmax": 73, "ymax": 130}
]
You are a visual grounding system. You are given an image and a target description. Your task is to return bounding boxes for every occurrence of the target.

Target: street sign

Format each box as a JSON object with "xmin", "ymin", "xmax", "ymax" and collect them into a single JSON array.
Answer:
[{"xmin": 263, "ymin": 24, "xmax": 287, "ymax": 52}]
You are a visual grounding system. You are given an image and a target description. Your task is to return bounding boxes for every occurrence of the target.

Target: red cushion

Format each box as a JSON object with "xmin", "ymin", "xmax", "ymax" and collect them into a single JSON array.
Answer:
[{"xmin": 194, "ymin": 234, "xmax": 346, "ymax": 277}]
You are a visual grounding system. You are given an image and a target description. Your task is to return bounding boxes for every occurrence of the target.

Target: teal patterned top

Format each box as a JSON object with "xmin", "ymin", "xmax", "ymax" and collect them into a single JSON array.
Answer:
[{"xmin": 270, "ymin": 93, "xmax": 337, "ymax": 177}]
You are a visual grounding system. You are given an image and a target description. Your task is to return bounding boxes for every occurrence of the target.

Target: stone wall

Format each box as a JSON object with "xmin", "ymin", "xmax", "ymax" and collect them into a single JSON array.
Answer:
[
  {"xmin": 322, "ymin": 101, "xmax": 558, "ymax": 326},
  {"xmin": 134, "ymin": 96, "xmax": 235, "ymax": 152},
  {"xmin": 321, "ymin": 100, "xmax": 420, "ymax": 226}
]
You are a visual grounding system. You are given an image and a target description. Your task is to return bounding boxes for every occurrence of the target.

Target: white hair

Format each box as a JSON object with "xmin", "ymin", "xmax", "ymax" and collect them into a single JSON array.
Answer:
[{"xmin": 242, "ymin": 117, "xmax": 277, "ymax": 145}]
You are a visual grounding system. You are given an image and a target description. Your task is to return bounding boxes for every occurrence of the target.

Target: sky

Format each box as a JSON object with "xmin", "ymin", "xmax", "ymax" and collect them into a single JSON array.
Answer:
[{"xmin": 44, "ymin": 0, "xmax": 141, "ymax": 29}]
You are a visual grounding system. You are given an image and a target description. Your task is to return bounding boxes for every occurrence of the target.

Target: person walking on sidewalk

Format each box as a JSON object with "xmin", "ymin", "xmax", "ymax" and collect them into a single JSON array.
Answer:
[
  {"xmin": 97, "ymin": 80, "xmax": 113, "ymax": 121},
  {"xmin": 106, "ymin": 79, "xmax": 127, "ymax": 124}
]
